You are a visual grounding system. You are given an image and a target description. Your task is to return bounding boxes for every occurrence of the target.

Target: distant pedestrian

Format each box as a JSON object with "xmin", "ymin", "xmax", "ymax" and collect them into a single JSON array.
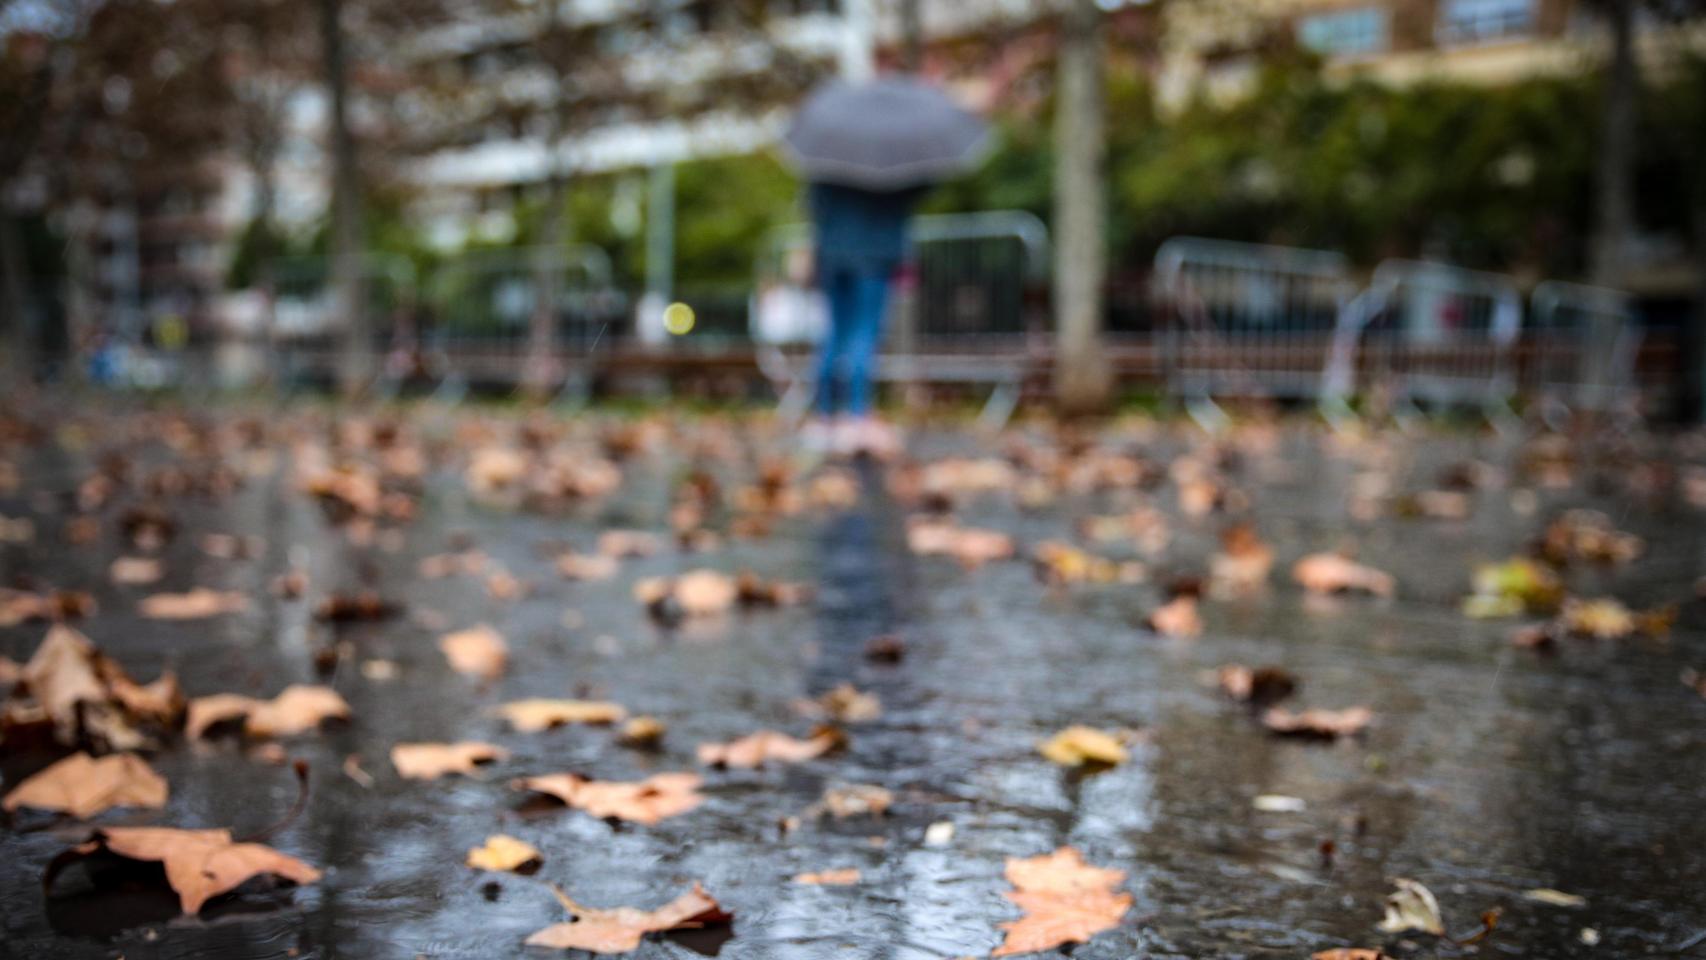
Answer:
[
  {"xmin": 782, "ymin": 75, "xmax": 990, "ymax": 457},
  {"xmin": 804, "ymin": 181, "xmax": 926, "ymax": 456}
]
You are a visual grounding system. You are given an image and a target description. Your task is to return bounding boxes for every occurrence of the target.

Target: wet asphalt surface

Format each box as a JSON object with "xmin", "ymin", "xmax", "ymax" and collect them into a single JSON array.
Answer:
[{"xmin": 1, "ymin": 403, "xmax": 1704, "ymax": 960}]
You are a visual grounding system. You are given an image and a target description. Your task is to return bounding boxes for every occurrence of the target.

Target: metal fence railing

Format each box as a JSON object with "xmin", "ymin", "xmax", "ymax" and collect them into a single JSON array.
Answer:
[
  {"xmin": 1325, "ymin": 259, "xmax": 1524, "ymax": 421},
  {"xmin": 1151, "ymin": 237, "xmax": 1354, "ymax": 426},
  {"xmin": 1527, "ymin": 280, "xmax": 1643, "ymax": 425},
  {"xmin": 751, "ymin": 210, "xmax": 1049, "ymax": 427}
]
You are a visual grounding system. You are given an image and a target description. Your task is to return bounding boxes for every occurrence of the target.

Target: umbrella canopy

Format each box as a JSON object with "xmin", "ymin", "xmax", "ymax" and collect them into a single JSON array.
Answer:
[{"xmin": 782, "ymin": 76, "xmax": 991, "ymax": 192}]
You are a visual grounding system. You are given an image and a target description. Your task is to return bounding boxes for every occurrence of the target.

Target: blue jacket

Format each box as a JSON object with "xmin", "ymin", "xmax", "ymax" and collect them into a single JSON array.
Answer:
[{"xmin": 808, "ymin": 182, "xmax": 927, "ymax": 273}]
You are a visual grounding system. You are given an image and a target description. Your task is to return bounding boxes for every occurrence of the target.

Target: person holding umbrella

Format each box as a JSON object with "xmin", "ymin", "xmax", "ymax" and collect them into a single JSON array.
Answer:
[{"xmin": 783, "ymin": 76, "xmax": 989, "ymax": 456}]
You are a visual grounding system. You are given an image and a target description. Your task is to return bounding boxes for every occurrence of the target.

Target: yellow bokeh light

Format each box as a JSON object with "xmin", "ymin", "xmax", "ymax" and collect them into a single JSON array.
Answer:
[{"xmin": 663, "ymin": 302, "xmax": 696, "ymax": 335}]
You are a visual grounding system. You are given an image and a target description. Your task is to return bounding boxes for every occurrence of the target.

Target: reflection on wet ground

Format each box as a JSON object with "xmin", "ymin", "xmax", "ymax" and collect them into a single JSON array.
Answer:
[{"xmin": 2, "ymin": 410, "xmax": 1704, "ymax": 959}]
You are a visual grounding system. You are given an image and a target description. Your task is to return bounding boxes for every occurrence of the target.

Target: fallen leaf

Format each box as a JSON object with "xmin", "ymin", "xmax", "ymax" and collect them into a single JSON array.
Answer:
[
  {"xmin": 814, "ymin": 683, "xmax": 881, "ymax": 723},
  {"xmin": 526, "ymin": 882, "xmax": 731, "ymax": 953},
  {"xmin": 634, "ymin": 569, "xmax": 740, "ymax": 620},
  {"xmin": 906, "ymin": 519, "xmax": 1015, "ymax": 568},
  {"xmin": 734, "ymin": 570, "xmax": 811, "ymax": 607},
  {"xmin": 8, "ymin": 625, "xmax": 183, "ymax": 750},
  {"xmin": 1464, "ymin": 557, "xmax": 1562, "ymax": 618},
  {"xmin": 185, "ymin": 685, "xmax": 351, "ymax": 739},
  {"xmin": 494, "ymin": 699, "xmax": 627, "ymax": 732},
  {"xmin": 139, "ymin": 588, "xmax": 248, "ymax": 620},
  {"xmin": 1524, "ymin": 888, "xmax": 1587, "ymax": 907},
  {"xmin": 1216, "ymin": 664, "xmax": 1298, "ymax": 704},
  {"xmin": 1560, "ymin": 597, "xmax": 1636, "ymax": 640},
  {"xmin": 1263, "ymin": 706, "xmax": 1373, "ymax": 739},
  {"xmin": 1210, "ymin": 524, "xmax": 1274, "ymax": 593},
  {"xmin": 618, "ymin": 715, "xmax": 667, "ymax": 748},
  {"xmin": 465, "ymin": 834, "xmax": 542, "ymax": 873},
  {"xmin": 512, "ymin": 772, "xmax": 703, "ymax": 824},
  {"xmin": 557, "ymin": 552, "xmax": 619, "ymax": 581},
  {"xmin": 1313, "ymin": 951, "xmax": 1388, "ymax": 960},
  {"xmin": 1038, "ymin": 726, "xmax": 1129, "ymax": 767},
  {"xmin": 313, "ymin": 591, "xmax": 398, "ymax": 622},
  {"xmin": 794, "ymin": 868, "xmax": 861, "ymax": 885},
  {"xmin": 3, "ymin": 752, "xmax": 168, "ymax": 819},
  {"xmin": 390, "ymin": 741, "xmax": 510, "ymax": 780},
  {"xmin": 47, "ymin": 825, "xmax": 320, "ymax": 914},
  {"xmin": 439, "ymin": 624, "xmax": 508, "ymax": 680},
  {"xmin": 1031, "ymin": 541, "xmax": 1144, "ymax": 586},
  {"xmin": 1540, "ymin": 509, "xmax": 1642, "ymax": 565},
  {"xmin": 109, "ymin": 556, "xmax": 164, "ymax": 586},
  {"xmin": 808, "ymin": 782, "xmax": 893, "ymax": 819},
  {"xmin": 1683, "ymin": 668, "xmax": 1706, "ymax": 699},
  {"xmin": 697, "ymin": 728, "xmax": 840, "ymax": 768},
  {"xmin": 0, "ymin": 588, "xmax": 96, "ymax": 626},
  {"xmin": 991, "ymin": 846, "xmax": 1131, "ymax": 957},
  {"xmin": 1146, "ymin": 595, "xmax": 1202, "ymax": 637},
  {"xmin": 598, "ymin": 529, "xmax": 662, "ymax": 558},
  {"xmin": 1293, "ymin": 553, "xmax": 1395, "ymax": 598},
  {"xmin": 1378, "ymin": 877, "xmax": 1445, "ymax": 936}
]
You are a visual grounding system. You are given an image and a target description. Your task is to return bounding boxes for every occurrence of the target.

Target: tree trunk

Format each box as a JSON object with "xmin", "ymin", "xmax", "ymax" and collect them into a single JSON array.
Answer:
[
  {"xmin": 319, "ymin": 0, "xmax": 367, "ymax": 398},
  {"xmin": 901, "ymin": 0, "xmax": 924, "ymax": 71},
  {"xmin": 1052, "ymin": 0, "xmax": 1111, "ymax": 414},
  {"xmin": 1589, "ymin": 0, "xmax": 1637, "ymax": 286},
  {"xmin": 523, "ymin": 175, "xmax": 566, "ymax": 399},
  {"xmin": 0, "ymin": 210, "xmax": 32, "ymax": 378}
]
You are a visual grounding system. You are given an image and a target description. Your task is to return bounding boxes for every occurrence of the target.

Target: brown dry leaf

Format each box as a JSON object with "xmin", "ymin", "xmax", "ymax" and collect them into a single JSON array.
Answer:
[
  {"xmin": 314, "ymin": 590, "xmax": 398, "ymax": 622},
  {"xmin": 1313, "ymin": 951, "xmax": 1388, "ymax": 960},
  {"xmin": 811, "ymin": 782, "xmax": 893, "ymax": 820},
  {"xmin": 1378, "ymin": 877, "xmax": 1445, "ymax": 935},
  {"xmin": 0, "ymin": 655, "xmax": 17, "ymax": 686},
  {"xmin": 991, "ymin": 846, "xmax": 1131, "ymax": 957},
  {"xmin": 1560, "ymin": 597, "xmax": 1637, "ymax": 640},
  {"xmin": 557, "ymin": 552, "xmax": 619, "ymax": 581},
  {"xmin": 734, "ymin": 570, "xmax": 812, "ymax": 607},
  {"xmin": 1540, "ymin": 509, "xmax": 1643, "ymax": 565},
  {"xmin": 618, "ymin": 715, "xmax": 667, "ymax": 748},
  {"xmin": 697, "ymin": 728, "xmax": 840, "ymax": 768},
  {"xmin": 10, "ymin": 625, "xmax": 183, "ymax": 750},
  {"xmin": 794, "ymin": 868, "xmax": 861, "ymax": 885},
  {"xmin": 598, "ymin": 529, "xmax": 662, "ymax": 558},
  {"xmin": 511, "ymin": 771, "xmax": 703, "ymax": 824},
  {"xmin": 47, "ymin": 825, "xmax": 321, "ymax": 914},
  {"xmin": 1293, "ymin": 553, "xmax": 1395, "ymax": 598},
  {"xmin": 465, "ymin": 834, "xmax": 542, "ymax": 873},
  {"xmin": 465, "ymin": 446, "xmax": 528, "ymax": 494},
  {"xmin": 525, "ymin": 882, "xmax": 731, "ymax": 953},
  {"xmin": 0, "ymin": 588, "xmax": 96, "ymax": 627},
  {"xmin": 185, "ymin": 685, "xmax": 351, "ymax": 739},
  {"xmin": 109, "ymin": 556, "xmax": 164, "ymax": 586},
  {"xmin": 1210, "ymin": 524, "xmax": 1274, "ymax": 593},
  {"xmin": 1683, "ymin": 669, "xmax": 1706, "ymax": 699},
  {"xmin": 1038, "ymin": 726, "xmax": 1129, "ymax": 767},
  {"xmin": 815, "ymin": 683, "xmax": 881, "ymax": 723},
  {"xmin": 139, "ymin": 588, "xmax": 249, "ymax": 620},
  {"xmin": 906, "ymin": 519, "xmax": 1015, "ymax": 568},
  {"xmin": 3, "ymin": 752, "xmax": 168, "ymax": 819},
  {"xmin": 494, "ymin": 699, "xmax": 627, "ymax": 732},
  {"xmin": 390, "ymin": 741, "xmax": 510, "ymax": 780},
  {"xmin": 1216, "ymin": 664, "xmax": 1298, "ymax": 704},
  {"xmin": 632, "ymin": 569, "xmax": 739, "ymax": 617},
  {"xmin": 439, "ymin": 624, "xmax": 508, "ymax": 680},
  {"xmin": 1031, "ymin": 541, "xmax": 1145, "ymax": 586},
  {"xmin": 1263, "ymin": 706, "xmax": 1373, "ymax": 739},
  {"xmin": 1146, "ymin": 595, "xmax": 1202, "ymax": 638}
]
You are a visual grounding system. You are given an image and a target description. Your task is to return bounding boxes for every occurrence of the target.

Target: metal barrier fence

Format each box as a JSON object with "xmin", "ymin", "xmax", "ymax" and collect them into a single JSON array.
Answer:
[
  {"xmin": 422, "ymin": 244, "xmax": 623, "ymax": 398},
  {"xmin": 1325, "ymin": 259, "xmax": 1524, "ymax": 419},
  {"xmin": 1528, "ymin": 280, "xmax": 1643, "ymax": 422},
  {"xmin": 1152, "ymin": 238, "xmax": 1354, "ymax": 424},
  {"xmin": 751, "ymin": 210, "xmax": 1049, "ymax": 426}
]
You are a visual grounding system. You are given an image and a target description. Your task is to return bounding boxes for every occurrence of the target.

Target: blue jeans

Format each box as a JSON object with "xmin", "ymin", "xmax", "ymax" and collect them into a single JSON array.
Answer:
[{"xmin": 815, "ymin": 265, "xmax": 892, "ymax": 416}]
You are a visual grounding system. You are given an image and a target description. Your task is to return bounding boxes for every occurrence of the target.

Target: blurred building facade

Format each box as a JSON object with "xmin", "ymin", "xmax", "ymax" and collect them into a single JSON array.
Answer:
[{"xmin": 1159, "ymin": 0, "xmax": 1706, "ymax": 107}]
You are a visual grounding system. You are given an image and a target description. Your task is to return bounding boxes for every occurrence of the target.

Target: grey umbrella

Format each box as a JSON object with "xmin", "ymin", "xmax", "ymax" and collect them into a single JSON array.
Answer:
[{"xmin": 782, "ymin": 75, "xmax": 992, "ymax": 192}]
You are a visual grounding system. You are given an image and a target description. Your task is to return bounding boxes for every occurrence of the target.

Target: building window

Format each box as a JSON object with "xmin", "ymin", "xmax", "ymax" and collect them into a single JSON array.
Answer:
[
  {"xmin": 1297, "ymin": 7, "xmax": 1389, "ymax": 56},
  {"xmin": 1437, "ymin": 0, "xmax": 1534, "ymax": 45}
]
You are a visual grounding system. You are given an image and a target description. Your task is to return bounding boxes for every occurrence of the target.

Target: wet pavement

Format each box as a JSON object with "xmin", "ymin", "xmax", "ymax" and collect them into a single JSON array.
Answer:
[{"xmin": 2, "ymin": 405, "xmax": 1705, "ymax": 959}]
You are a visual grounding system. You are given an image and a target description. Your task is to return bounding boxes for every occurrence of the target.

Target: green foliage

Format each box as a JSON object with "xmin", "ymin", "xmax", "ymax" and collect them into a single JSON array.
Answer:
[{"xmin": 673, "ymin": 152, "xmax": 801, "ymax": 286}]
